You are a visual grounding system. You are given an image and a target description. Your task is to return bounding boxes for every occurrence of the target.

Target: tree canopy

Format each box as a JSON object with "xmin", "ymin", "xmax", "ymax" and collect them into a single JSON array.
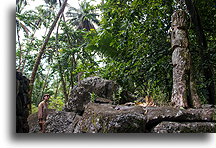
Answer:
[{"xmin": 16, "ymin": 0, "xmax": 216, "ymax": 112}]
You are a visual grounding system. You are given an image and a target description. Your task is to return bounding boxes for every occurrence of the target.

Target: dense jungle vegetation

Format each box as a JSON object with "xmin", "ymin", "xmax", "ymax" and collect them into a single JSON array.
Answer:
[{"xmin": 16, "ymin": 0, "xmax": 216, "ymax": 112}]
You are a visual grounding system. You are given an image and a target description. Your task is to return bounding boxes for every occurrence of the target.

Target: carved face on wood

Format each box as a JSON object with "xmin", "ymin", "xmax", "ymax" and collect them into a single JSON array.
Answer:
[
  {"xmin": 171, "ymin": 28, "xmax": 188, "ymax": 49},
  {"xmin": 171, "ymin": 10, "xmax": 187, "ymax": 29}
]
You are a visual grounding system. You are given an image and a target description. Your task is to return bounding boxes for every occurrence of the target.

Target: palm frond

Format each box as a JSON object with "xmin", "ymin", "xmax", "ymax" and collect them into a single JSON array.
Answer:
[{"xmin": 66, "ymin": 0, "xmax": 100, "ymax": 30}]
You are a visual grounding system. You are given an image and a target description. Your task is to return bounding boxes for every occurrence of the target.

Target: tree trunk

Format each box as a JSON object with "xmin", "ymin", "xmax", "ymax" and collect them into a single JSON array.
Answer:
[
  {"xmin": 214, "ymin": 1, "xmax": 216, "ymax": 105},
  {"xmin": 68, "ymin": 56, "xmax": 75, "ymax": 95},
  {"xmin": 29, "ymin": 0, "xmax": 68, "ymax": 99},
  {"xmin": 171, "ymin": 10, "xmax": 201, "ymax": 108},
  {"xmin": 58, "ymin": 63, "xmax": 69, "ymax": 103},
  {"xmin": 54, "ymin": 77, "xmax": 60, "ymax": 100},
  {"xmin": 185, "ymin": 0, "xmax": 215, "ymax": 105},
  {"xmin": 77, "ymin": 72, "xmax": 84, "ymax": 86},
  {"xmin": 188, "ymin": 58, "xmax": 201, "ymax": 108},
  {"xmin": 40, "ymin": 67, "xmax": 51, "ymax": 99},
  {"xmin": 16, "ymin": 23, "xmax": 22, "ymax": 71}
]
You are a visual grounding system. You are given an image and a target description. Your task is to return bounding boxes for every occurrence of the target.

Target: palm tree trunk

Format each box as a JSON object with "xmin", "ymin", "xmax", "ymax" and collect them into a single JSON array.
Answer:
[{"xmin": 29, "ymin": 0, "xmax": 68, "ymax": 99}]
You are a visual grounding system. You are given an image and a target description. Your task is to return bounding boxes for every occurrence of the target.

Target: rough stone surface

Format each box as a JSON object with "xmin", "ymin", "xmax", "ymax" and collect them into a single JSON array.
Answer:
[
  {"xmin": 74, "ymin": 103, "xmax": 216, "ymax": 133},
  {"xmin": 27, "ymin": 102, "xmax": 215, "ymax": 133},
  {"xmin": 64, "ymin": 86, "xmax": 90, "ymax": 114},
  {"xmin": 46, "ymin": 111, "xmax": 81, "ymax": 133},
  {"xmin": 94, "ymin": 97, "xmax": 113, "ymax": 104},
  {"xmin": 145, "ymin": 107, "xmax": 216, "ymax": 130},
  {"xmin": 152, "ymin": 121, "xmax": 216, "ymax": 133},
  {"xmin": 80, "ymin": 76, "xmax": 118, "ymax": 100},
  {"xmin": 28, "ymin": 109, "xmax": 56, "ymax": 133},
  {"xmin": 28, "ymin": 112, "xmax": 40, "ymax": 133},
  {"xmin": 74, "ymin": 103, "xmax": 147, "ymax": 133},
  {"xmin": 201, "ymin": 104, "xmax": 215, "ymax": 109},
  {"xmin": 16, "ymin": 71, "xmax": 31, "ymax": 133},
  {"xmin": 145, "ymin": 107, "xmax": 215, "ymax": 122},
  {"xmin": 64, "ymin": 77, "xmax": 118, "ymax": 113}
]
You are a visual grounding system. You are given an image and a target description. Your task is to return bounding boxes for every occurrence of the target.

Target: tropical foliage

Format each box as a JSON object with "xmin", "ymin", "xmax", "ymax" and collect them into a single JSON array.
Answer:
[
  {"xmin": 66, "ymin": 0, "xmax": 100, "ymax": 30},
  {"xmin": 16, "ymin": 0, "xmax": 216, "ymax": 112}
]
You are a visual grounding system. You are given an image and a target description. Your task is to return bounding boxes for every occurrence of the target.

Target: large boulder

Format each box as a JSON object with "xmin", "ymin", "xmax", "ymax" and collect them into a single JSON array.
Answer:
[
  {"xmin": 28, "ymin": 112, "xmax": 40, "ymax": 133},
  {"xmin": 145, "ymin": 107, "xmax": 215, "ymax": 130},
  {"xmin": 80, "ymin": 76, "xmax": 119, "ymax": 99},
  {"xmin": 28, "ymin": 109, "xmax": 56, "ymax": 133},
  {"xmin": 45, "ymin": 111, "xmax": 81, "ymax": 133},
  {"xmin": 64, "ymin": 86, "xmax": 90, "ymax": 114},
  {"xmin": 16, "ymin": 71, "xmax": 31, "ymax": 133},
  {"xmin": 152, "ymin": 121, "xmax": 216, "ymax": 133},
  {"xmin": 28, "ymin": 103, "xmax": 215, "ymax": 133},
  {"xmin": 74, "ymin": 103, "xmax": 147, "ymax": 133},
  {"xmin": 28, "ymin": 109, "xmax": 81, "ymax": 133},
  {"xmin": 64, "ymin": 77, "xmax": 118, "ymax": 114},
  {"xmin": 74, "ymin": 103, "xmax": 216, "ymax": 133}
]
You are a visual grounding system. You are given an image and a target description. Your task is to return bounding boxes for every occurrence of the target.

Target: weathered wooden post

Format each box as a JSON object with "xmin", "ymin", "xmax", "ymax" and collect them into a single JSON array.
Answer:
[{"xmin": 171, "ymin": 9, "xmax": 201, "ymax": 108}]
